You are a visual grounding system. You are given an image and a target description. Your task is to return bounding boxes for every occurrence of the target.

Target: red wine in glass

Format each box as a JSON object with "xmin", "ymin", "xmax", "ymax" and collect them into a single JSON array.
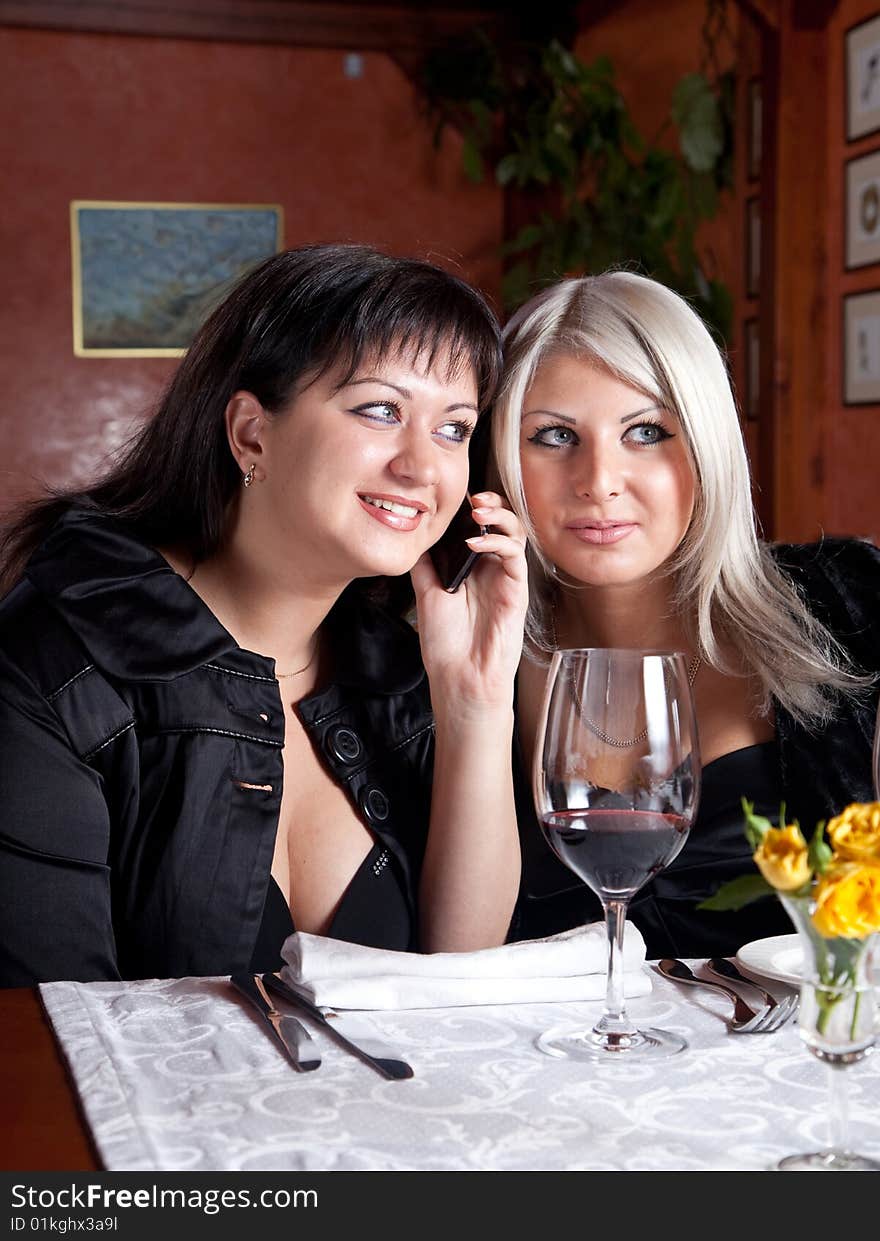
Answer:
[
  {"xmin": 532, "ymin": 648, "xmax": 701, "ymax": 1061},
  {"xmin": 542, "ymin": 808, "xmax": 690, "ymax": 900}
]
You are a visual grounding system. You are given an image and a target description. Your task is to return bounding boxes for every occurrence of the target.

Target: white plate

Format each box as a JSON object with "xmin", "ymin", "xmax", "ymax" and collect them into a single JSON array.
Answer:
[{"xmin": 736, "ymin": 934, "xmax": 803, "ymax": 987}]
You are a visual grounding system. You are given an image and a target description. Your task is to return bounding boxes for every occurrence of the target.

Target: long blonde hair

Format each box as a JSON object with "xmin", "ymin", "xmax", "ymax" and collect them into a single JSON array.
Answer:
[{"xmin": 493, "ymin": 270, "xmax": 868, "ymax": 725}]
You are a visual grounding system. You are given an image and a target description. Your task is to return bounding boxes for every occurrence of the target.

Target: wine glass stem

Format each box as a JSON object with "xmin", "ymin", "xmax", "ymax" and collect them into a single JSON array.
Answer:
[
  {"xmin": 828, "ymin": 1062, "xmax": 850, "ymax": 1154},
  {"xmin": 600, "ymin": 898, "xmax": 632, "ymax": 1028}
]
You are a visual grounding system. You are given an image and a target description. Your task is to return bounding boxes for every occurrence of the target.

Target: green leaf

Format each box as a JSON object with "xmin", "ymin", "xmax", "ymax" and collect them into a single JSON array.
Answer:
[
  {"xmin": 697, "ymin": 874, "xmax": 776, "ymax": 912},
  {"xmin": 500, "ymin": 223, "xmax": 545, "ymax": 256},
  {"xmin": 741, "ymin": 795, "xmax": 774, "ymax": 850},
  {"xmin": 808, "ymin": 820, "xmax": 833, "ymax": 874},
  {"xmin": 495, "ymin": 153, "xmax": 521, "ymax": 187},
  {"xmin": 672, "ymin": 72, "xmax": 723, "ymax": 173},
  {"xmin": 461, "ymin": 136, "xmax": 484, "ymax": 184}
]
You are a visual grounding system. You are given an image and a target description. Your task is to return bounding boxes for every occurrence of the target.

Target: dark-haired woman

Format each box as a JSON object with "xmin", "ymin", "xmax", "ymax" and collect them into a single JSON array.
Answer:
[{"xmin": 0, "ymin": 244, "xmax": 528, "ymax": 987}]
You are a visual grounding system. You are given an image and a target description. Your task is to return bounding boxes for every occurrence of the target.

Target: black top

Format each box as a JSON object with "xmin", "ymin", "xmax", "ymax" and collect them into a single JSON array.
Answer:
[
  {"xmin": 249, "ymin": 843, "xmax": 412, "ymax": 974},
  {"xmin": 511, "ymin": 537, "xmax": 880, "ymax": 959},
  {"xmin": 0, "ymin": 508, "xmax": 434, "ymax": 986},
  {"xmin": 628, "ymin": 741, "xmax": 792, "ymax": 958}
]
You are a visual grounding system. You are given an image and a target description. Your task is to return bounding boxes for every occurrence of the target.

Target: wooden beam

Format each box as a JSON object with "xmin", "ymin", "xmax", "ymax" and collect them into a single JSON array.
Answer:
[
  {"xmin": 765, "ymin": 8, "xmax": 831, "ymax": 540},
  {"xmin": 0, "ymin": 0, "xmax": 510, "ymax": 52},
  {"xmin": 791, "ymin": 0, "xmax": 838, "ymax": 30}
]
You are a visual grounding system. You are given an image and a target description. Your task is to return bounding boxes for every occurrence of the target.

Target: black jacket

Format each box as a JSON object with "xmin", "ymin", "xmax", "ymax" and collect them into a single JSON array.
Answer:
[
  {"xmin": 511, "ymin": 538, "xmax": 880, "ymax": 958},
  {"xmin": 0, "ymin": 509, "xmax": 435, "ymax": 986}
]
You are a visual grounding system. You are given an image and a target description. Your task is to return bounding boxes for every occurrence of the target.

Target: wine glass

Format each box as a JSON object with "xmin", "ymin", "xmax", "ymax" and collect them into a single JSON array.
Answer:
[{"xmin": 532, "ymin": 648, "xmax": 701, "ymax": 1060}]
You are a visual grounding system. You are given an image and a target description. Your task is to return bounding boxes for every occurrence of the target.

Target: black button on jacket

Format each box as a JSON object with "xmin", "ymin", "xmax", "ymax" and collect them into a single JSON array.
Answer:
[{"xmin": 0, "ymin": 509, "xmax": 435, "ymax": 986}]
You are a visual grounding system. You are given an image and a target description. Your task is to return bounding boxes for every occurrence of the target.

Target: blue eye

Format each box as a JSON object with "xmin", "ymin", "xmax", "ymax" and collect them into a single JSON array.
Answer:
[
  {"xmin": 528, "ymin": 424, "xmax": 578, "ymax": 448},
  {"xmin": 350, "ymin": 401, "xmax": 400, "ymax": 423},
  {"xmin": 437, "ymin": 420, "xmax": 474, "ymax": 444},
  {"xmin": 625, "ymin": 421, "xmax": 673, "ymax": 445}
]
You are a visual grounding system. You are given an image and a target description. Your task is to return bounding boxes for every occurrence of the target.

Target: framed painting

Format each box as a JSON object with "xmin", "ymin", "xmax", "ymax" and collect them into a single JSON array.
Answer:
[
  {"xmin": 843, "ymin": 289, "xmax": 880, "ymax": 405},
  {"xmin": 70, "ymin": 201, "xmax": 284, "ymax": 357},
  {"xmin": 846, "ymin": 14, "xmax": 880, "ymax": 141},
  {"xmin": 845, "ymin": 151, "xmax": 880, "ymax": 269}
]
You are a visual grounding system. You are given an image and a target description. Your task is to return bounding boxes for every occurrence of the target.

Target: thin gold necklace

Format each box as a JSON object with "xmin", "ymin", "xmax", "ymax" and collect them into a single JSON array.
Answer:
[
  {"xmin": 186, "ymin": 561, "xmax": 318, "ymax": 681},
  {"xmin": 275, "ymin": 643, "xmax": 319, "ymax": 680},
  {"xmin": 550, "ymin": 604, "xmax": 701, "ymax": 748}
]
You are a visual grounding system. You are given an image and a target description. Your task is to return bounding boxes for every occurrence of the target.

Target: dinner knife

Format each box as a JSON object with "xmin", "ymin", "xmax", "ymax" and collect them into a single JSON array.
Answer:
[
  {"xmin": 230, "ymin": 973, "xmax": 321, "ymax": 1072},
  {"xmin": 262, "ymin": 972, "xmax": 414, "ymax": 1081}
]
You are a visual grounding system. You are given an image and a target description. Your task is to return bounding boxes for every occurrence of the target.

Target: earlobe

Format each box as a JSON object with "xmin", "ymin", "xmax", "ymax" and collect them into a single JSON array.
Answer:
[{"xmin": 225, "ymin": 391, "xmax": 267, "ymax": 478}]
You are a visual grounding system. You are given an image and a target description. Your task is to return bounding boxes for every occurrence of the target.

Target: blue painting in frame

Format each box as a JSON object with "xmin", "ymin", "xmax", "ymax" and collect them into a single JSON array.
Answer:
[{"xmin": 71, "ymin": 201, "xmax": 283, "ymax": 356}]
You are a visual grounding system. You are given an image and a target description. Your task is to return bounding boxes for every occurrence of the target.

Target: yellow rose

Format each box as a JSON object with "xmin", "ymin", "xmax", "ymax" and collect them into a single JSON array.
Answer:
[
  {"xmin": 811, "ymin": 861, "xmax": 880, "ymax": 938},
  {"xmin": 826, "ymin": 802, "xmax": 880, "ymax": 862},
  {"xmin": 753, "ymin": 824, "xmax": 811, "ymax": 891}
]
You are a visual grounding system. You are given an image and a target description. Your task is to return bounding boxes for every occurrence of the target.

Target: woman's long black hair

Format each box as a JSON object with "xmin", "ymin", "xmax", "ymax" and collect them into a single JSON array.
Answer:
[{"xmin": 0, "ymin": 244, "xmax": 502, "ymax": 596}]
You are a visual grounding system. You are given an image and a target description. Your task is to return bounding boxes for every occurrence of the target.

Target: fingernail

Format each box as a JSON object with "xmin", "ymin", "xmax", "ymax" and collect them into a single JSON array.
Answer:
[
  {"xmin": 465, "ymin": 535, "xmax": 485, "ymax": 545},
  {"xmin": 472, "ymin": 507, "xmax": 491, "ymax": 518}
]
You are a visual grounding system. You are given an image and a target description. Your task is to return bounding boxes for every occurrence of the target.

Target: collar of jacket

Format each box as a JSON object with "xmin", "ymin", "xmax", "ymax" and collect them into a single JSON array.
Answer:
[{"xmin": 24, "ymin": 506, "xmax": 425, "ymax": 695}]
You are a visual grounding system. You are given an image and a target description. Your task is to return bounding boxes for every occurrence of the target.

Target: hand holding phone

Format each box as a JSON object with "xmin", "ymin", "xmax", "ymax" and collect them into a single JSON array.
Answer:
[
  {"xmin": 429, "ymin": 495, "xmax": 488, "ymax": 592},
  {"xmin": 428, "ymin": 413, "xmax": 492, "ymax": 592}
]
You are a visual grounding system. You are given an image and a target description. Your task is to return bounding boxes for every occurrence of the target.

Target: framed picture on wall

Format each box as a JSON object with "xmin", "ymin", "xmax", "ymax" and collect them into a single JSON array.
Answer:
[
  {"xmin": 745, "ymin": 196, "xmax": 760, "ymax": 298},
  {"xmin": 843, "ymin": 289, "xmax": 880, "ymax": 404},
  {"xmin": 845, "ymin": 151, "xmax": 880, "ymax": 269},
  {"xmin": 70, "ymin": 201, "xmax": 284, "ymax": 357},
  {"xmin": 744, "ymin": 317, "xmax": 759, "ymax": 421},
  {"xmin": 846, "ymin": 14, "xmax": 880, "ymax": 141},
  {"xmin": 747, "ymin": 78, "xmax": 762, "ymax": 182}
]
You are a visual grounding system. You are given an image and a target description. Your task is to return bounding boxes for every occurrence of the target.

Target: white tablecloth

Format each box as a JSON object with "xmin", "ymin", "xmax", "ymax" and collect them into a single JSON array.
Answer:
[{"xmin": 40, "ymin": 970, "xmax": 880, "ymax": 1172}]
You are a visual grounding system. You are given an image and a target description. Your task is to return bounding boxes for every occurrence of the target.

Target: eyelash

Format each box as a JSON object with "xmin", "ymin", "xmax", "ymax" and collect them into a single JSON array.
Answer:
[
  {"xmin": 527, "ymin": 418, "xmax": 673, "ymax": 449},
  {"xmin": 350, "ymin": 401, "xmax": 474, "ymax": 443}
]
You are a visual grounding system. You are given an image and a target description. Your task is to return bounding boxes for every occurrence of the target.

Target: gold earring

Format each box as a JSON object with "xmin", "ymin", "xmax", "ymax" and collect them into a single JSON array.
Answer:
[{"xmin": 243, "ymin": 463, "xmax": 256, "ymax": 488}]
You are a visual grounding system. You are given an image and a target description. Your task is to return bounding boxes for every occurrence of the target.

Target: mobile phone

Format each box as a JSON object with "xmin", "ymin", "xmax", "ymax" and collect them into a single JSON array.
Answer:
[
  {"xmin": 429, "ymin": 493, "xmax": 488, "ymax": 592},
  {"xmin": 429, "ymin": 414, "xmax": 492, "ymax": 593}
]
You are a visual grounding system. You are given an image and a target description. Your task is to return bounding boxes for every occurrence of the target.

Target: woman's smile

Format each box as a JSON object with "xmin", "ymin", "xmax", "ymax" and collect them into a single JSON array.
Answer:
[{"xmin": 357, "ymin": 491, "xmax": 430, "ymax": 532}]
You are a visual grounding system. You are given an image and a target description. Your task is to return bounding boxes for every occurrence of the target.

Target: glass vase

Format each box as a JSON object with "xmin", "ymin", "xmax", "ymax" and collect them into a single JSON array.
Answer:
[{"xmin": 777, "ymin": 894, "xmax": 879, "ymax": 1171}]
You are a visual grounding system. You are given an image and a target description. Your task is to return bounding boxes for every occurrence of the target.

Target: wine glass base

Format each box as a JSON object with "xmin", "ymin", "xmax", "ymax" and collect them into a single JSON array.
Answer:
[
  {"xmin": 776, "ymin": 1149, "xmax": 880, "ymax": 1172},
  {"xmin": 536, "ymin": 1022, "xmax": 687, "ymax": 1061}
]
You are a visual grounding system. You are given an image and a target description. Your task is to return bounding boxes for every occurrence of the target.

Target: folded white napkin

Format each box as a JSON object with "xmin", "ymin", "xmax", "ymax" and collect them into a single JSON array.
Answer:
[{"xmin": 279, "ymin": 922, "xmax": 651, "ymax": 1010}]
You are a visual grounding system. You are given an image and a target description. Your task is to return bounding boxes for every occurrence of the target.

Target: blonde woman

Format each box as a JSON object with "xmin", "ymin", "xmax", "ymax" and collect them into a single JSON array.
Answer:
[{"xmin": 494, "ymin": 270, "xmax": 880, "ymax": 957}]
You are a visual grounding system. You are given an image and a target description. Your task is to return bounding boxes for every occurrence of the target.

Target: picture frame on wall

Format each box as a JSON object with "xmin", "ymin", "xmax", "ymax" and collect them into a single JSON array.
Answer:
[
  {"xmin": 744, "ymin": 317, "xmax": 759, "ymax": 421},
  {"xmin": 845, "ymin": 151, "xmax": 880, "ymax": 269},
  {"xmin": 747, "ymin": 78, "xmax": 762, "ymax": 182},
  {"xmin": 843, "ymin": 289, "xmax": 880, "ymax": 405},
  {"xmin": 70, "ymin": 201, "xmax": 284, "ymax": 357},
  {"xmin": 846, "ymin": 14, "xmax": 880, "ymax": 141},
  {"xmin": 745, "ymin": 196, "xmax": 760, "ymax": 298}
]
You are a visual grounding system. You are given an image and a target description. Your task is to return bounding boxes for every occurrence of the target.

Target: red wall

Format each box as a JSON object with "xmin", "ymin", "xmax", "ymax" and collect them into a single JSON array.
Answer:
[{"xmin": 0, "ymin": 27, "xmax": 502, "ymax": 505}]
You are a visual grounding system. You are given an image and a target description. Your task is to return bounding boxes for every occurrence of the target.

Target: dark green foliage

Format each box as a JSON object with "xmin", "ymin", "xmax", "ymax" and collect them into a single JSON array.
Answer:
[{"xmin": 419, "ymin": 2, "xmax": 734, "ymax": 342}]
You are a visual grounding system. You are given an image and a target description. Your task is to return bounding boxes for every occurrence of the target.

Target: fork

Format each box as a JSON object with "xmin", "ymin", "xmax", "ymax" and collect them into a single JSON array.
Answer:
[{"xmin": 657, "ymin": 958, "xmax": 799, "ymax": 1033}]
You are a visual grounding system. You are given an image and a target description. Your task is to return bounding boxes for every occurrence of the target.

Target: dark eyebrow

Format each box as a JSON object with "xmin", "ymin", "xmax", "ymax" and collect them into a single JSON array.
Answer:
[{"xmin": 345, "ymin": 376, "xmax": 478, "ymax": 414}]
